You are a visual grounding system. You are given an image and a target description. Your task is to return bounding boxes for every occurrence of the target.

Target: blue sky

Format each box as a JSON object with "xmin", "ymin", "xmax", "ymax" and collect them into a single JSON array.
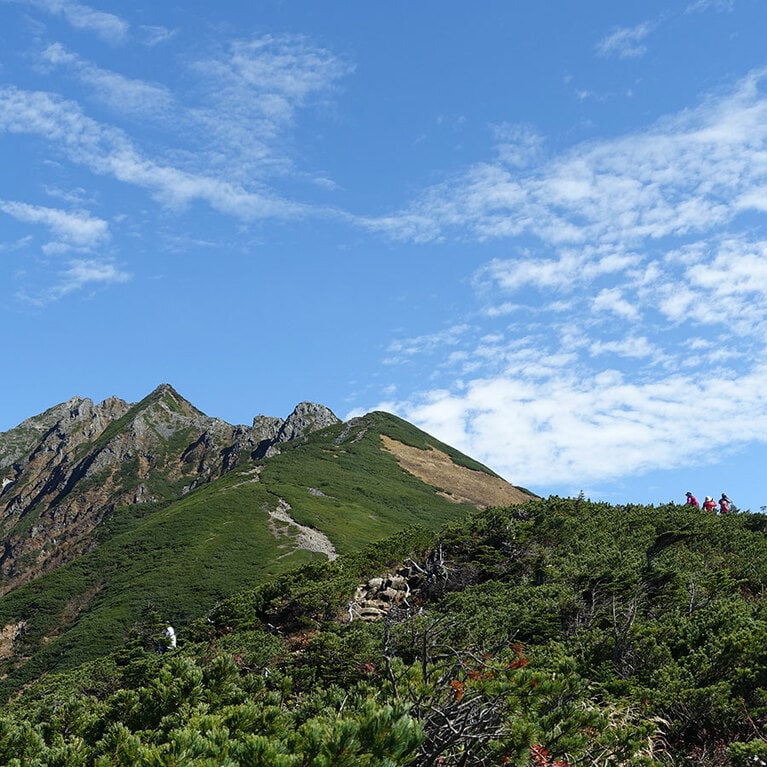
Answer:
[{"xmin": 2, "ymin": 0, "xmax": 766, "ymax": 512}]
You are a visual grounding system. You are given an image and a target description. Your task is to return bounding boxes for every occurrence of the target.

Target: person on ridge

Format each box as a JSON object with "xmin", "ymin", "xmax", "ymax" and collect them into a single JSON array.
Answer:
[
  {"xmin": 685, "ymin": 492, "xmax": 700, "ymax": 508},
  {"xmin": 702, "ymin": 496, "xmax": 717, "ymax": 512},
  {"xmin": 719, "ymin": 493, "xmax": 732, "ymax": 514}
]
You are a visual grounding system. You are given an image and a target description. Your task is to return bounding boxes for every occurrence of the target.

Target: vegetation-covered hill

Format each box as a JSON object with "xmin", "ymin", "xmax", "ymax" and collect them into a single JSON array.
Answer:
[
  {"xmin": 0, "ymin": 408, "xmax": 533, "ymax": 699},
  {"xmin": 2, "ymin": 497, "xmax": 767, "ymax": 766}
]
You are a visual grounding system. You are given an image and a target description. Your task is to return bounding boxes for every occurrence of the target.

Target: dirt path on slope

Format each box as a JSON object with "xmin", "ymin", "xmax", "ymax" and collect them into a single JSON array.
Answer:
[{"xmin": 267, "ymin": 498, "xmax": 338, "ymax": 560}]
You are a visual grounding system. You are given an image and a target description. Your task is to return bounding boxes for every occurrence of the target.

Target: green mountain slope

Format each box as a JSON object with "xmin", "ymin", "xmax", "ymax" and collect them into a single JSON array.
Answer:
[
  {"xmin": 2, "ymin": 497, "xmax": 767, "ymax": 766},
  {"xmin": 0, "ymin": 409, "xmax": 534, "ymax": 698}
]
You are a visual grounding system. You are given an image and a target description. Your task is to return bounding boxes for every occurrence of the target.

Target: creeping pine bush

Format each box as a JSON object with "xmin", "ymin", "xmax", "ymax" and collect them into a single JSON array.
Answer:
[{"xmin": 6, "ymin": 497, "xmax": 767, "ymax": 765}]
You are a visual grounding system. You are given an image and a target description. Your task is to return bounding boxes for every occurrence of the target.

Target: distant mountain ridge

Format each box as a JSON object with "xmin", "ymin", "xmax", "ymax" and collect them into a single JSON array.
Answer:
[{"xmin": 0, "ymin": 384, "xmax": 339, "ymax": 594}]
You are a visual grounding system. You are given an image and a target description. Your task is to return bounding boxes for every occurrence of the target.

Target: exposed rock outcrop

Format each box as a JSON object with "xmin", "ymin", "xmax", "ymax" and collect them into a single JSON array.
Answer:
[
  {"xmin": 278, "ymin": 402, "xmax": 339, "ymax": 442},
  {"xmin": 348, "ymin": 564, "xmax": 430, "ymax": 622},
  {"xmin": 251, "ymin": 403, "xmax": 340, "ymax": 458}
]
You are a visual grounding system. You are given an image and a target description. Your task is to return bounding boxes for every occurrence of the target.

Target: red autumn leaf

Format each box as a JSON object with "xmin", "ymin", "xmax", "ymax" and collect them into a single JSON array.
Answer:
[{"xmin": 450, "ymin": 679, "xmax": 464, "ymax": 701}]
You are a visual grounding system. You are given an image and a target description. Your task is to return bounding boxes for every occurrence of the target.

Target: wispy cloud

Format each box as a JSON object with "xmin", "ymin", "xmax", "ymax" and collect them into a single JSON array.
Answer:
[
  {"xmin": 188, "ymin": 34, "xmax": 354, "ymax": 180},
  {"xmin": 475, "ymin": 249, "xmax": 640, "ymax": 293},
  {"xmin": 364, "ymin": 69, "xmax": 767, "ymax": 249},
  {"xmin": 0, "ymin": 199, "xmax": 108, "ymax": 248},
  {"xmin": 13, "ymin": 0, "xmax": 129, "ymax": 42},
  {"xmin": 491, "ymin": 123, "xmax": 544, "ymax": 168},
  {"xmin": 40, "ymin": 43, "xmax": 174, "ymax": 117},
  {"xmin": 385, "ymin": 325, "xmax": 472, "ymax": 365},
  {"xmin": 0, "ymin": 26, "xmax": 354, "ymax": 306},
  {"xmin": 596, "ymin": 22, "xmax": 654, "ymax": 60},
  {"xmin": 589, "ymin": 335, "xmax": 660, "ymax": 361},
  {"xmin": 14, "ymin": 257, "xmax": 132, "ymax": 305},
  {"xmin": 1, "ymin": 33, "xmax": 353, "ymax": 216},
  {"xmin": 52, "ymin": 258, "xmax": 131, "ymax": 295},
  {"xmin": 0, "ymin": 199, "xmax": 126, "ymax": 301},
  {"xmin": 0, "ymin": 86, "xmax": 304, "ymax": 219},
  {"xmin": 138, "ymin": 25, "xmax": 176, "ymax": 47},
  {"xmin": 16, "ymin": 258, "xmax": 131, "ymax": 305},
  {"xmin": 685, "ymin": 0, "xmax": 734, "ymax": 13}
]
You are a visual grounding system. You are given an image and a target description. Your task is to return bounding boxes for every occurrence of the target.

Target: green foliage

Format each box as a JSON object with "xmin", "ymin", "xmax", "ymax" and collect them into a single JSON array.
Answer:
[
  {"xmin": 5, "ymin": 495, "xmax": 767, "ymax": 764},
  {"xmin": 0, "ymin": 649, "xmax": 424, "ymax": 767}
]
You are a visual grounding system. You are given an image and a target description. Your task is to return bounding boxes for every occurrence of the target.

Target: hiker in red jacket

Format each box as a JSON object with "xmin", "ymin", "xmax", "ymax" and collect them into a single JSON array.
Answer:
[
  {"xmin": 685, "ymin": 492, "xmax": 700, "ymax": 508},
  {"xmin": 702, "ymin": 496, "xmax": 717, "ymax": 512},
  {"xmin": 719, "ymin": 493, "xmax": 732, "ymax": 514}
]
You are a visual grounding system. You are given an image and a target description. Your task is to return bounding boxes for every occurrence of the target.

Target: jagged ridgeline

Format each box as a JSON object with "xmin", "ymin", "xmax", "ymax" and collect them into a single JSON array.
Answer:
[{"xmin": 0, "ymin": 384, "xmax": 535, "ymax": 696}]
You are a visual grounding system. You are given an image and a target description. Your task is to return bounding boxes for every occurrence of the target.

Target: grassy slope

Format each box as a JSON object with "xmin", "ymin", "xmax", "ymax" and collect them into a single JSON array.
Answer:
[
  {"xmin": 261, "ymin": 413, "xmax": 483, "ymax": 553},
  {"xmin": 0, "ymin": 413, "xmax": 480, "ymax": 697}
]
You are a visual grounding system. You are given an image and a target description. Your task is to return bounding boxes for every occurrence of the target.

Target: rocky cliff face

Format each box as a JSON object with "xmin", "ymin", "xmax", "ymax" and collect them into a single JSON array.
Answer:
[
  {"xmin": 0, "ymin": 385, "xmax": 339, "ymax": 594},
  {"xmin": 251, "ymin": 402, "xmax": 339, "ymax": 458}
]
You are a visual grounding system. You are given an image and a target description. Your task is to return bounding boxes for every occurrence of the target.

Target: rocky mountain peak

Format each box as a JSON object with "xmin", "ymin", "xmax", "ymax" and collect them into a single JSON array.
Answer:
[
  {"xmin": 139, "ymin": 384, "xmax": 203, "ymax": 418},
  {"xmin": 0, "ymin": 388, "xmax": 342, "ymax": 593},
  {"xmin": 278, "ymin": 402, "xmax": 340, "ymax": 442},
  {"xmin": 249, "ymin": 402, "xmax": 340, "ymax": 458}
]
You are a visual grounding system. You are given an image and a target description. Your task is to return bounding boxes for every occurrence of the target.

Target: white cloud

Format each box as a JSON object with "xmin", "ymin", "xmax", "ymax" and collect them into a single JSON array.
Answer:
[
  {"xmin": 386, "ymin": 365, "xmax": 767, "ymax": 488},
  {"xmin": 596, "ymin": 22, "xmax": 653, "ymax": 60},
  {"xmin": 366, "ymin": 69, "xmax": 767, "ymax": 250},
  {"xmin": 591, "ymin": 287, "xmax": 640, "ymax": 320},
  {"xmin": 651, "ymin": 236, "xmax": 767, "ymax": 336},
  {"xmin": 0, "ymin": 200, "xmax": 125, "ymax": 302},
  {"xmin": 365, "ymin": 70, "xmax": 767, "ymax": 490},
  {"xmin": 18, "ymin": 0, "xmax": 129, "ymax": 42},
  {"xmin": 3, "ymin": 32, "xmax": 354, "ymax": 215},
  {"xmin": 16, "ymin": 258, "xmax": 131, "ymax": 305},
  {"xmin": 188, "ymin": 34, "xmax": 354, "ymax": 180},
  {"xmin": 686, "ymin": 0, "xmax": 734, "ymax": 13},
  {"xmin": 21, "ymin": 259, "xmax": 132, "ymax": 304},
  {"xmin": 476, "ymin": 249, "xmax": 640, "ymax": 294},
  {"xmin": 491, "ymin": 123, "xmax": 544, "ymax": 168},
  {"xmin": 139, "ymin": 25, "xmax": 176, "ymax": 47},
  {"xmin": 41, "ymin": 43, "xmax": 174, "ymax": 117},
  {"xmin": 54, "ymin": 258, "xmax": 130, "ymax": 294},
  {"xmin": 0, "ymin": 199, "xmax": 108, "ymax": 248},
  {"xmin": 385, "ymin": 324, "xmax": 472, "ymax": 365},
  {"xmin": 0, "ymin": 86, "xmax": 304, "ymax": 219},
  {"xmin": 589, "ymin": 336, "xmax": 659, "ymax": 360},
  {"xmin": 59, "ymin": 2, "xmax": 127, "ymax": 42},
  {"xmin": 688, "ymin": 242, "xmax": 767, "ymax": 297}
]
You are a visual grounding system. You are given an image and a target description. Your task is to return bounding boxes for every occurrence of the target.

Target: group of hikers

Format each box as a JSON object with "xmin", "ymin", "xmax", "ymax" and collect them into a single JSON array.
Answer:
[{"xmin": 685, "ymin": 491, "xmax": 732, "ymax": 513}]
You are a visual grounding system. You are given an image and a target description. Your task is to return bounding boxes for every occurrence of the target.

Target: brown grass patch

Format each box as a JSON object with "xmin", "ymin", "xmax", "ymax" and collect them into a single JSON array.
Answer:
[{"xmin": 380, "ymin": 435, "xmax": 535, "ymax": 509}]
